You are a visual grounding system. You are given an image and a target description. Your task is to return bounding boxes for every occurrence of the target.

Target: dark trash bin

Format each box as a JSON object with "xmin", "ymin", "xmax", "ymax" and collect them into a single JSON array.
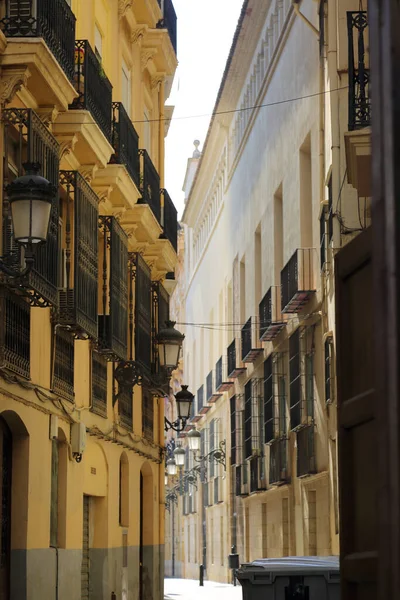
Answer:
[{"xmin": 236, "ymin": 556, "xmax": 339, "ymax": 600}]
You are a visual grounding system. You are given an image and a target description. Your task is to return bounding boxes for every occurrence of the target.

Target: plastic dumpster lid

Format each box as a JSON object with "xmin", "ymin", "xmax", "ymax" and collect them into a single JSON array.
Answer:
[{"xmin": 239, "ymin": 556, "xmax": 339, "ymax": 575}]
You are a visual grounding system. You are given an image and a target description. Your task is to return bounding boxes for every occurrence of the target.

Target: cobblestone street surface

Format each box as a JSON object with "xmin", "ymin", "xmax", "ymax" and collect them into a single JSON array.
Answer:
[{"xmin": 164, "ymin": 578, "xmax": 243, "ymax": 600}]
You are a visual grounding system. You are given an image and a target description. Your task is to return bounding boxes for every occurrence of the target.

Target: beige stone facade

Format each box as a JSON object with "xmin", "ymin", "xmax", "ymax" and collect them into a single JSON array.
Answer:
[{"xmin": 165, "ymin": 0, "xmax": 371, "ymax": 582}]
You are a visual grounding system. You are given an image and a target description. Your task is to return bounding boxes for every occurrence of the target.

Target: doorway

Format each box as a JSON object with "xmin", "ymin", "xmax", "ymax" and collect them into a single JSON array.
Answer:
[{"xmin": 0, "ymin": 418, "xmax": 12, "ymax": 600}]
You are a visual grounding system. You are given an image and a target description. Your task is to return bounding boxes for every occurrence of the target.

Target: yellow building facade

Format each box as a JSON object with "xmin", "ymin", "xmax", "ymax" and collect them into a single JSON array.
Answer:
[{"xmin": 0, "ymin": 1, "xmax": 178, "ymax": 598}]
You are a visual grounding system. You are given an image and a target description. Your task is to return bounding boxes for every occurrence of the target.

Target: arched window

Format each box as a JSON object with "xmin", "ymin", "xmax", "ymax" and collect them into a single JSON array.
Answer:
[{"xmin": 119, "ymin": 453, "xmax": 129, "ymax": 527}]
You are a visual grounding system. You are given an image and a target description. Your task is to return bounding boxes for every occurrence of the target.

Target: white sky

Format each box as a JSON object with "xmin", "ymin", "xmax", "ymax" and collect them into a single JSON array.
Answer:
[{"xmin": 164, "ymin": 0, "xmax": 244, "ymax": 219}]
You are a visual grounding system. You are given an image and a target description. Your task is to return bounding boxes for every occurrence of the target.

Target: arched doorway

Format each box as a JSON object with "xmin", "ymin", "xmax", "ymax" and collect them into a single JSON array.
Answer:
[
  {"xmin": 140, "ymin": 463, "xmax": 153, "ymax": 600},
  {"xmin": 0, "ymin": 417, "xmax": 12, "ymax": 600}
]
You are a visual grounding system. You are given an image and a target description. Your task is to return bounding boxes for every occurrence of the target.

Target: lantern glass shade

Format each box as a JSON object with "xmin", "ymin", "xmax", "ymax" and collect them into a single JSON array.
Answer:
[
  {"xmin": 173, "ymin": 447, "xmax": 186, "ymax": 467},
  {"xmin": 188, "ymin": 428, "xmax": 201, "ymax": 452},
  {"xmin": 164, "ymin": 473, "xmax": 168, "ymax": 486},
  {"xmin": 11, "ymin": 198, "xmax": 52, "ymax": 244},
  {"xmin": 157, "ymin": 321, "xmax": 185, "ymax": 370},
  {"xmin": 7, "ymin": 163, "xmax": 55, "ymax": 246},
  {"xmin": 166, "ymin": 458, "xmax": 177, "ymax": 476},
  {"xmin": 174, "ymin": 385, "xmax": 194, "ymax": 422}
]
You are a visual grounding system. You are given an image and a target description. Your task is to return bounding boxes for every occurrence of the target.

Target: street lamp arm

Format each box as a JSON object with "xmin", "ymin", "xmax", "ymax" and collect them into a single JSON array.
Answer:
[
  {"xmin": 193, "ymin": 440, "xmax": 226, "ymax": 470},
  {"xmin": 0, "ymin": 248, "xmax": 35, "ymax": 278},
  {"xmin": 164, "ymin": 416, "xmax": 188, "ymax": 433}
]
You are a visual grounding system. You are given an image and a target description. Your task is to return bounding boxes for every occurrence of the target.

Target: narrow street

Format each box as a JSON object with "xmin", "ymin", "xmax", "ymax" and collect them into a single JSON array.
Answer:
[{"xmin": 164, "ymin": 578, "xmax": 242, "ymax": 600}]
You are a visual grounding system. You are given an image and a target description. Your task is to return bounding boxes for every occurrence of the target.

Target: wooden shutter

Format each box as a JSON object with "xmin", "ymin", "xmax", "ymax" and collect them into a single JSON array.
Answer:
[
  {"xmin": 335, "ymin": 228, "xmax": 376, "ymax": 597},
  {"xmin": 110, "ymin": 217, "xmax": 128, "ymax": 360}
]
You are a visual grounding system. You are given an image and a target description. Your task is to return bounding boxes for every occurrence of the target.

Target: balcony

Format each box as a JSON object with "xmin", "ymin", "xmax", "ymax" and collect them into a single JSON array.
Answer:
[
  {"xmin": 269, "ymin": 437, "xmax": 288, "ymax": 485},
  {"xmin": 118, "ymin": 387, "xmax": 133, "ymax": 430},
  {"xmin": 160, "ymin": 189, "xmax": 178, "ymax": 251},
  {"xmin": 345, "ymin": 11, "xmax": 371, "ymax": 198},
  {"xmin": 215, "ymin": 356, "xmax": 233, "ymax": 392},
  {"xmin": 281, "ymin": 249, "xmax": 316, "ymax": 314},
  {"xmin": 297, "ymin": 424, "xmax": 316, "ymax": 478},
  {"xmin": 53, "ymin": 328, "xmax": 74, "ymax": 400},
  {"xmin": 130, "ymin": 253, "xmax": 152, "ymax": 371},
  {"xmin": 196, "ymin": 384, "xmax": 209, "ymax": 415},
  {"xmin": 58, "ymin": 171, "xmax": 99, "ymax": 339},
  {"xmin": 138, "ymin": 149, "xmax": 161, "ymax": 224},
  {"xmin": 207, "ymin": 369, "xmax": 222, "ymax": 404},
  {"xmin": 227, "ymin": 339, "xmax": 246, "ymax": 378},
  {"xmin": 0, "ymin": 0, "xmax": 77, "ymax": 110},
  {"xmin": 0, "ymin": 289, "xmax": 30, "ymax": 379},
  {"xmin": 110, "ymin": 102, "xmax": 140, "ymax": 190},
  {"xmin": 91, "ymin": 351, "xmax": 108, "ymax": 417},
  {"xmin": 348, "ymin": 11, "xmax": 370, "ymax": 132},
  {"xmin": 241, "ymin": 317, "xmax": 263, "ymax": 363},
  {"xmin": 259, "ymin": 286, "xmax": 287, "ymax": 341},
  {"xmin": 98, "ymin": 216, "xmax": 129, "ymax": 362},
  {"xmin": 3, "ymin": 108, "xmax": 60, "ymax": 307},
  {"xmin": 157, "ymin": 0, "xmax": 177, "ymax": 55},
  {"xmin": 69, "ymin": 40, "xmax": 113, "ymax": 142},
  {"xmin": 250, "ymin": 455, "xmax": 266, "ymax": 493}
]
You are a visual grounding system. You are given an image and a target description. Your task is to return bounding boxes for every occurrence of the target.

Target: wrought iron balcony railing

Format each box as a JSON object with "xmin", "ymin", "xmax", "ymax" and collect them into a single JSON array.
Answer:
[
  {"xmin": 348, "ymin": 11, "xmax": 370, "ymax": 131},
  {"xmin": 227, "ymin": 339, "xmax": 246, "ymax": 378},
  {"xmin": 160, "ymin": 189, "xmax": 178, "ymax": 251},
  {"xmin": 91, "ymin": 351, "xmax": 108, "ymax": 417},
  {"xmin": 215, "ymin": 355, "xmax": 233, "ymax": 392},
  {"xmin": 3, "ymin": 108, "xmax": 60, "ymax": 307},
  {"xmin": 250, "ymin": 455, "xmax": 266, "ymax": 493},
  {"xmin": 110, "ymin": 102, "xmax": 140, "ymax": 189},
  {"xmin": 59, "ymin": 171, "xmax": 99, "ymax": 339},
  {"xmin": 53, "ymin": 328, "xmax": 74, "ymax": 399},
  {"xmin": 0, "ymin": 289, "xmax": 30, "ymax": 378},
  {"xmin": 98, "ymin": 216, "xmax": 129, "ymax": 362},
  {"xmin": 259, "ymin": 286, "xmax": 287, "ymax": 341},
  {"xmin": 139, "ymin": 149, "xmax": 161, "ymax": 224},
  {"xmin": 156, "ymin": 0, "xmax": 177, "ymax": 55},
  {"xmin": 70, "ymin": 40, "xmax": 113, "ymax": 141},
  {"xmin": 130, "ymin": 253, "xmax": 152, "ymax": 370},
  {"xmin": 197, "ymin": 384, "xmax": 204, "ymax": 413},
  {"xmin": 281, "ymin": 248, "xmax": 316, "ymax": 314},
  {"xmin": 269, "ymin": 437, "xmax": 288, "ymax": 485},
  {"xmin": 297, "ymin": 423, "xmax": 316, "ymax": 477},
  {"xmin": 0, "ymin": 0, "xmax": 76, "ymax": 82},
  {"xmin": 118, "ymin": 387, "xmax": 133, "ymax": 430},
  {"xmin": 241, "ymin": 317, "xmax": 263, "ymax": 363}
]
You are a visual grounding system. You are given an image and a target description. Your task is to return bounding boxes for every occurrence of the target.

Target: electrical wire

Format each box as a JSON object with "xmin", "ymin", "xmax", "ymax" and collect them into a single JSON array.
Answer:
[{"xmin": 3, "ymin": 85, "xmax": 349, "ymax": 128}]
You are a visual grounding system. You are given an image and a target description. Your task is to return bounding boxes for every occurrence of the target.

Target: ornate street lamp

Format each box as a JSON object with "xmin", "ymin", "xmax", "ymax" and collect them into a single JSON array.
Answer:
[
  {"xmin": 173, "ymin": 446, "xmax": 186, "ymax": 467},
  {"xmin": 156, "ymin": 320, "xmax": 185, "ymax": 371},
  {"xmin": 1, "ymin": 163, "xmax": 56, "ymax": 277},
  {"xmin": 164, "ymin": 385, "xmax": 194, "ymax": 433},
  {"xmin": 166, "ymin": 458, "xmax": 177, "ymax": 476},
  {"xmin": 189, "ymin": 428, "xmax": 227, "ymax": 471},
  {"xmin": 187, "ymin": 428, "xmax": 201, "ymax": 452}
]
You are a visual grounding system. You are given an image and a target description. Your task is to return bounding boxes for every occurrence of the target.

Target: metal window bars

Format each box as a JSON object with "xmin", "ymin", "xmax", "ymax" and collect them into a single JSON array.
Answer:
[
  {"xmin": 91, "ymin": 350, "xmax": 107, "ymax": 417},
  {"xmin": 259, "ymin": 286, "xmax": 288, "ymax": 341},
  {"xmin": 281, "ymin": 248, "xmax": 316, "ymax": 314},
  {"xmin": 290, "ymin": 327, "xmax": 316, "ymax": 431},
  {"xmin": 0, "ymin": 289, "xmax": 30, "ymax": 378},
  {"xmin": 53, "ymin": 328, "xmax": 74, "ymax": 399},
  {"xmin": 110, "ymin": 102, "xmax": 140, "ymax": 189},
  {"xmin": 241, "ymin": 317, "xmax": 263, "ymax": 363}
]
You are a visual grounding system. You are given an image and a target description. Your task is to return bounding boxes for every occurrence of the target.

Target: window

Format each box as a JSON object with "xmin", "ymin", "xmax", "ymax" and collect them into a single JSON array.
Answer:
[
  {"xmin": 230, "ymin": 396, "xmax": 236, "ymax": 464},
  {"xmin": 122, "ymin": 59, "xmax": 131, "ymax": 116},
  {"xmin": 94, "ymin": 24, "xmax": 103, "ymax": 62},
  {"xmin": 264, "ymin": 356, "xmax": 274, "ymax": 443},
  {"xmin": 50, "ymin": 431, "xmax": 67, "ymax": 548},
  {"xmin": 91, "ymin": 351, "xmax": 107, "ymax": 417}
]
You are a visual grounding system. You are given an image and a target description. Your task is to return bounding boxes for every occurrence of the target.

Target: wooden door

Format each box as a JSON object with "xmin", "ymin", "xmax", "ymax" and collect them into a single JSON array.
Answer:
[
  {"xmin": 81, "ymin": 496, "xmax": 90, "ymax": 600},
  {"xmin": 0, "ymin": 419, "xmax": 12, "ymax": 600},
  {"xmin": 335, "ymin": 228, "xmax": 376, "ymax": 599}
]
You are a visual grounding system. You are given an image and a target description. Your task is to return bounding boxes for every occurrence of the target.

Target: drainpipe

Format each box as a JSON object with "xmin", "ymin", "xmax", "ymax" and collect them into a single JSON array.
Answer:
[{"xmin": 292, "ymin": 0, "xmax": 319, "ymax": 37}]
